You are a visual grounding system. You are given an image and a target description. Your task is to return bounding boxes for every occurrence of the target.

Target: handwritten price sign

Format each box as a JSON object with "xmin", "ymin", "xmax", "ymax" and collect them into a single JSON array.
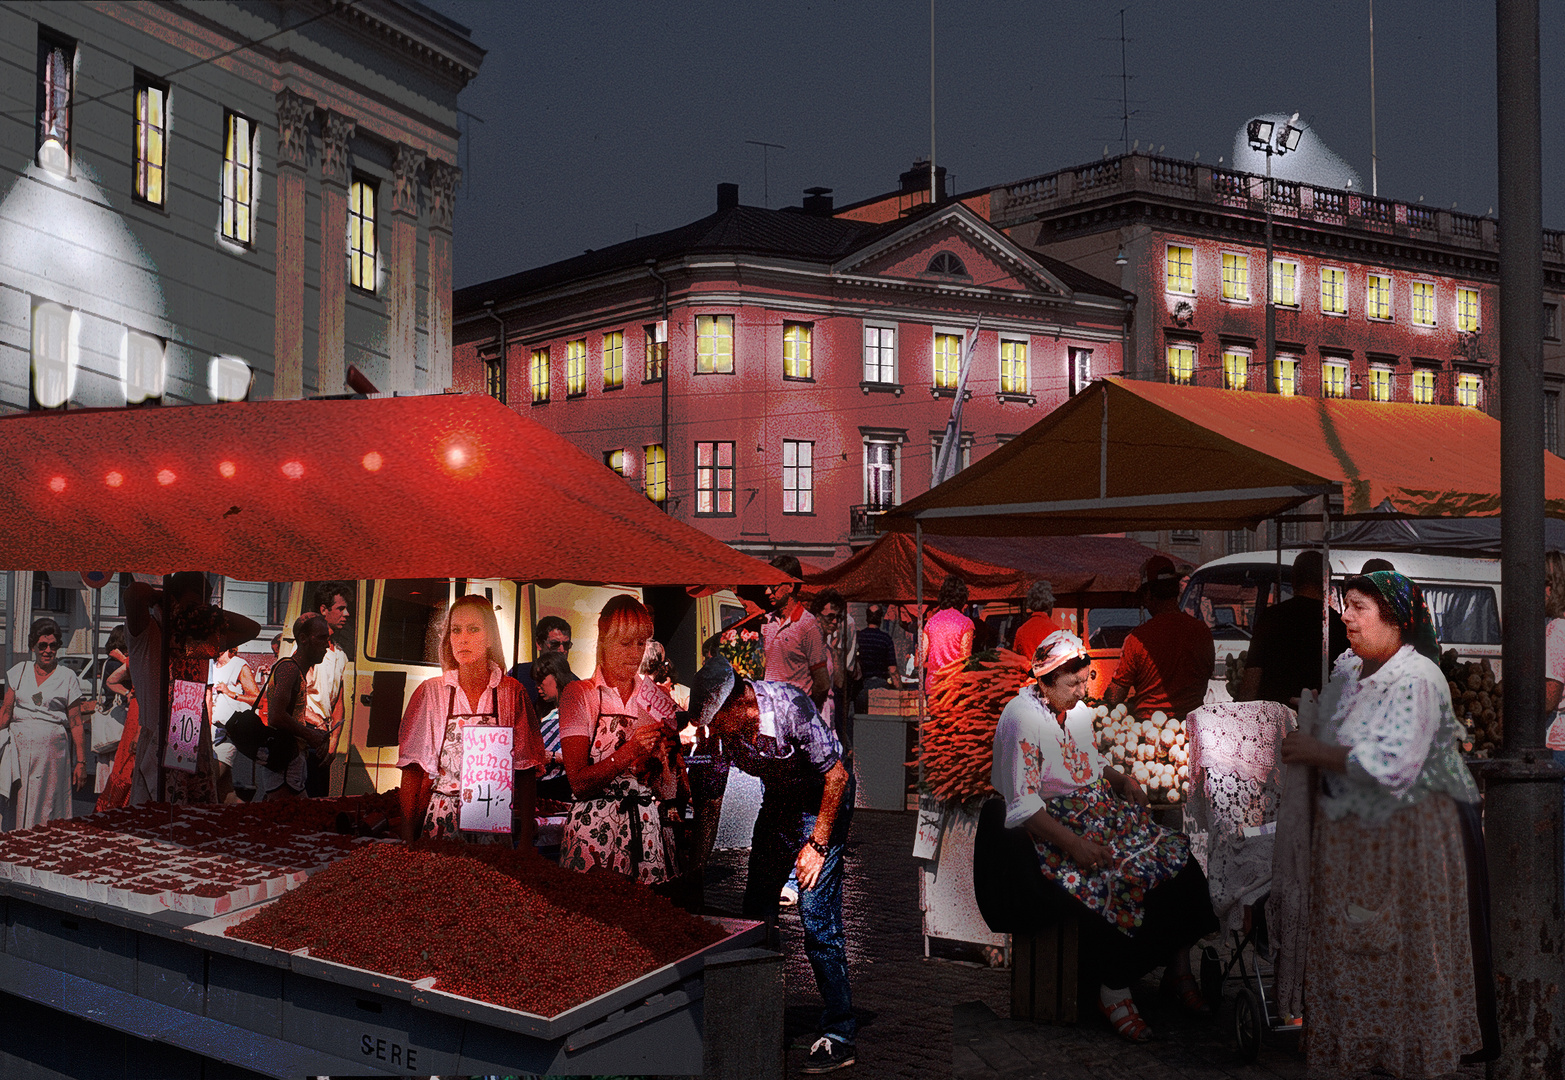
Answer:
[
  {"xmin": 632, "ymin": 675, "xmax": 679, "ymax": 725},
  {"xmin": 164, "ymin": 679, "xmax": 204, "ymax": 774},
  {"xmin": 459, "ymin": 725, "xmax": 513, "ymax": 834}
]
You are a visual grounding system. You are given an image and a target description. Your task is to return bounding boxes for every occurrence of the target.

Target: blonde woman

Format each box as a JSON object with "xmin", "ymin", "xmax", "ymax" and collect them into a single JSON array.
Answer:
[
  {"xmin": 397, "ymin": 595, "xmax": 545, "ymax": 845},
  {"xmin": 559, "ymin": 595, "xmax": 681, "ymax": 885}
]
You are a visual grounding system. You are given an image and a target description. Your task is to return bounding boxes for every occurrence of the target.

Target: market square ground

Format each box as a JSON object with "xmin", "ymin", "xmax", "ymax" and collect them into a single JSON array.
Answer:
[{"xmin": 708, "ymin": 807, "xmax": 1485, "ymax": 1080}]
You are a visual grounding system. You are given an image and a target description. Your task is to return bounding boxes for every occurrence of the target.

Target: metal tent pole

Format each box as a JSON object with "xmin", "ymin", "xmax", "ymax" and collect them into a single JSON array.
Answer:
[
  {"xmin": 1320, "ymin": 498, "xmax": 1331, "ymax": 696},
  {"xmin": 1489, "ymin": 0, "xmax": 1562, "ymax": 1074}
]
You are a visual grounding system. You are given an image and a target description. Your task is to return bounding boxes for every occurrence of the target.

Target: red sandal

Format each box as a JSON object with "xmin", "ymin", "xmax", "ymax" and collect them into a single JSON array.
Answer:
[
  {"xmin": 1099, "ymin": 995, "xmax": 1153, "ymax": 1042},
  {"xmin": 1162, "ymin": 970, "xmax": 1207, "ymax": 1013}
]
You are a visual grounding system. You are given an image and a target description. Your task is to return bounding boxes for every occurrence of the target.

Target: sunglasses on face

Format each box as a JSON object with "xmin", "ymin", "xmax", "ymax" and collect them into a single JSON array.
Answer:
[{"xmin": 35, "ymin": 641, "xmax": 59, "ymax": 651}]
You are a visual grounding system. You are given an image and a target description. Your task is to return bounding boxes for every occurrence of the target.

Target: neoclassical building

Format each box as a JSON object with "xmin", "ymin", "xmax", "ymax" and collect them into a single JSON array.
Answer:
[{"xmin": 0, "ymin": 0, "xmax": 481, "ymax": 412}]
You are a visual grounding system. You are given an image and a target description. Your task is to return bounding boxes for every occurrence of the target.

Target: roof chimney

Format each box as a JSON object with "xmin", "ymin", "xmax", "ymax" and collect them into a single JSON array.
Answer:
[
  {"xmin": 898, "ymin": 159, "xmax": 947, "ymax": 201},
  {"xmin": 717, "ymin": 182, "xmax": 739, "ymax": 211},
  {"xmin": 802, "ymin": 187, "xmax": 834, "ymax": 216}
]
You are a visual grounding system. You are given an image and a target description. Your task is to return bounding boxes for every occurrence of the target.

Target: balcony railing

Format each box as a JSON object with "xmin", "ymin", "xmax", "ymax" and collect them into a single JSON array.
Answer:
[{"xmin": 850, "ymin": 504, "xmax": 891, "ymax": 540}]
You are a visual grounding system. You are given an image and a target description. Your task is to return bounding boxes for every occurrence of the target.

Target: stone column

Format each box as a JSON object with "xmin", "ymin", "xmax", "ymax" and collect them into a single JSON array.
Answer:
[
  {"xmin": 387, "ymin": 143, "xmax": 426, "ymax": 393},
  {"xmin": 317, "ymin": 110, "xmax": 355, "ymax": 396},
  {"xmin": 273, "ymin": 88, "xmax": 314, "ymax": 400},
  {"xmin": 426, "ymin": 160, "xmax": 460, "ymax": 392}
]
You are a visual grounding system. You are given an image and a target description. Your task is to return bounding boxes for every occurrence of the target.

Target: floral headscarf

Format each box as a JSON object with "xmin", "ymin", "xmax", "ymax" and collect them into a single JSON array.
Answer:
[{"xmin": 1358, "ymin": 570, "xmax": 1441, "ymax": 663}]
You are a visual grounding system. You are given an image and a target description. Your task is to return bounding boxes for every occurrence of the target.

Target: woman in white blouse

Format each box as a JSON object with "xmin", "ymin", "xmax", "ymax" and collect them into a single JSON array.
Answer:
[
  {"xmin": 1281, "ymin": 570, "xmax": 1496, "ymax": 1075},
  {"xmin": 993, "ymin": 630, "xmax": 1216, "ymax": 1042}
]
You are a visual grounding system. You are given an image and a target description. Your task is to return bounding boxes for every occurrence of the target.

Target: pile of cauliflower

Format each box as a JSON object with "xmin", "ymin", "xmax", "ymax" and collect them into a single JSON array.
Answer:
[{"xmin": 1090, "ymin": 704, "xmax": 1190, "ymax": 804}]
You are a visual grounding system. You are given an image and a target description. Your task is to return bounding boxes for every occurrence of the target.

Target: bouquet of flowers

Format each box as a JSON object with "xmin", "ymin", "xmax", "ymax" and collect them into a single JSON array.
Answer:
[{"xmin": 718, "ymin": 626, "xmax": 765, "ymax": 681}]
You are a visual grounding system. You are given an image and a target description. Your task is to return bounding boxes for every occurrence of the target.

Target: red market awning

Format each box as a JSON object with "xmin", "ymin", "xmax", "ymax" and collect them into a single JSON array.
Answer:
[
  {"xmin": 803, "ymin": 532, "xmax": 1184, "ymax": 608},
  {"xmin": 881, "ymin": 378, "xmax": 1565, "ymax": 536},
  {"xmin": 0, "ymin": 394, "xmax": 791, "ymax": 587}
]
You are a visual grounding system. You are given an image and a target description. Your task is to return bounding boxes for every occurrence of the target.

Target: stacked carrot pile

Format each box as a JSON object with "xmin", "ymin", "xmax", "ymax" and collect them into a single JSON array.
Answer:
[{"xmin": 918, "ymin": 649, "xmax": 1032, "ymax": 804}]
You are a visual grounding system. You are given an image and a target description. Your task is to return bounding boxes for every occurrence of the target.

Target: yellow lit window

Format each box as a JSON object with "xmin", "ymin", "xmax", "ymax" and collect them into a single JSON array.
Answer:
[
  {"xmin": 1273, "ymin": 357, "xmax": 1298, "ymax": 396},
  {"xmin": 934, "ymin": 333, "xmax": 962, "ymax": 389},
  {"xmin": 604, "ymin": 449, "xmax": 626, "ymax": 475},
  {"xmin": 530, "ymin": 347, "xmax": 550, "ymax": 404},
  {"xmin": 348, "ymin": 178, "xmax": 376, "ymax": 291},
  {"xmin": 1000, "ymin": 339, "xmax": 1027, "ymax": 394},
  {"xmin": 1367, "ymin": 274, "xmax": 1392, "ymax": 320},
  {"xmin": 1412, "ymin": 368, "xmax": 1436, "ymax": 404},
  {"xmin": 783, "ymin": 322, "xmax": 812, "ymax": 379},
  {"xmin": 134, "ymin": 81, "xmax": 166, "ymax": 206},
  {"xmin": 1412, "ymin": 282, "xmax": 1436, "ymax": 326},
  {"xmin": 644, "ymin": 444, "xmax": 666, "ymax": 502},
  {"xmin": 1369, "ymin": 366, "xmax": 1393, "ymax": 402},
  {"xmin": 221, "ymin": 111, "xmax": 255, "ymax": 245},
  {"xmin": 1457, "ymin": 288, "xmax": 1480, "ymax": 332},
  {"xmin": 1166, "ymin": 246, "xmax": 1194, "ymax": 294},
  {"xmin": 1222, "ymin": 253, "xmax": 1249, "ymax": 301},
  {"xmin": 1323, "ymin": 361, "xmax": 1349, "ymax": 398},
  {"xmin": 1167, "ymin": 344, "xmax": 1195, "ymax": 384},
  {"xmin": 1457, "ymin": 372, "xmax": 1482, "ymax": 408},
  {"xmin": 1321, "ymin": 268, "xmax": 1346, "ymax": 314},
  {"xmin": 1222, "ymin": 350, "xmax": 1248, "ymax": 391},
  {"xmin": 564, "ymin": 338, "xmax": 587, "ymax": 397},
  {"xmin": 696, "ymin": 314, "xmax": 734, "ymax": 373},
  {"xmin": 1271, "ymin": 259, "xmax": 1298, "ymax": 307},
  {"xmin": 603, "ymin": 331, "xmax": 624, "ymax": 389}
]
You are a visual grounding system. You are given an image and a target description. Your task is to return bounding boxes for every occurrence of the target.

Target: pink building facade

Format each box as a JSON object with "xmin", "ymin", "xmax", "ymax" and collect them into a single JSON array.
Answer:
[{"xmin": 454, "ymin": 192, "xmax": 1131, "ymax": 561}]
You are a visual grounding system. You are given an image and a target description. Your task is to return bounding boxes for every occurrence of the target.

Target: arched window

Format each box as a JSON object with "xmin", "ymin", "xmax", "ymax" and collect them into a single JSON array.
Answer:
[{"xmin": 926, "ymin": 251, "xmax": 967, "ymax": 277}]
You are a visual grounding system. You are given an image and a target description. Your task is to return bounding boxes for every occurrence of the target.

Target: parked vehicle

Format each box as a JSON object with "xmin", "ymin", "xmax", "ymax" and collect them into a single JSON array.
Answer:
[{"xmin": 1181, "ymin": 548, "xmax": 1503, "ymax": 703}]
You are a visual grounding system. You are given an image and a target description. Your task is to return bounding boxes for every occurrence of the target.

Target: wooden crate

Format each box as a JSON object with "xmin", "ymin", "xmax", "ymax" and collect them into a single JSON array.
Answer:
[{"xmin": 1010, "ymin": 917, "xmax": 1083, "ymax": 1024}]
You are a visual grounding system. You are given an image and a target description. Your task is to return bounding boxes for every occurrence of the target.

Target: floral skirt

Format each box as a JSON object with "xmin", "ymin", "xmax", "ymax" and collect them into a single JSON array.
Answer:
[
  {"xmin": 1304, "ymin": 794, "xmax": 1480, "ymax": 1078},
  {"xmin": 423, "ymin": 791, "xmax": 506, "ymax": 845},
  {"xmin": 562, "ymin": 780, "xmax": 678, "ymax": 886},
  {"xmin": 1033, "ymin": 779, "xmax": 1192, "ymax": 936}
]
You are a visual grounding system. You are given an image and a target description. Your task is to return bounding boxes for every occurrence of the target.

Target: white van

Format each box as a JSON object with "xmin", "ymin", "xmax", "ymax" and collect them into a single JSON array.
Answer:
[
  {"xmin": 1180, "ymin": 548, "xmax": 1503, "ymax": 703},
  {"xmin": 274, "ymin": 578, "xmax": 744, "ymax": 796}
]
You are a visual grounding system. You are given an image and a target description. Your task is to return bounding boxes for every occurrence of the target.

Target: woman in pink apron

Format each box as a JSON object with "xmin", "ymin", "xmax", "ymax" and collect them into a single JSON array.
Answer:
[
  {"xmin": 397, "ymin": 595, "xmax": 545, "ymax": 846},
  {"xmin": 559, "ymin": 596, "xmax": 682, "ymax": 886}
]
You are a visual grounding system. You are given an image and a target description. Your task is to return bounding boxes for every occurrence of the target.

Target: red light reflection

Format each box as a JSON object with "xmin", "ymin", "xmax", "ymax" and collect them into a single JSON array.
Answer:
[
  {"xmin": 281, "ymin": 461, "xmax": 304, "ymax": 480},
  {"xmin": 104, "ymin": 471, "xmax": 124, "ymax": 488},
  {"xmin": 362, "ymin": 451, "xmax": 383, "ymax": 472},
  {"xmin": 218, "ymin": 461, "xmax": 237, "ymax": 479},
  {"xmin": 156, "ymin": 470, "xmax": 176, "ymax": 486},
  {"xmin": 47, "ymin": 476, "xmax": 66, "ymax": 493}
]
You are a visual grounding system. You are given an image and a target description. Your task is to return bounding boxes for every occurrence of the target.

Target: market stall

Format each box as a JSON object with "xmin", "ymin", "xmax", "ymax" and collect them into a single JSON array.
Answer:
[
  {"xmin": 879, "ymin": 377, "xmax": 1565, "ymax": 963},
  {"xmin": 0, "ymin": 394, "xmax": 791, "ymax": 1077}
]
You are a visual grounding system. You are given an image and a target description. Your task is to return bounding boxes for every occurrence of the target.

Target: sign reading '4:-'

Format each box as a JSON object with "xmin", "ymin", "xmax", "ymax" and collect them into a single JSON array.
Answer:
[
  {"xmin": 164, "ymin": 679, "xmax": 204, "ymax": 774},
  {"xmin": 459, "ymin": 725, "xmax": 513, "ymax": 834}
]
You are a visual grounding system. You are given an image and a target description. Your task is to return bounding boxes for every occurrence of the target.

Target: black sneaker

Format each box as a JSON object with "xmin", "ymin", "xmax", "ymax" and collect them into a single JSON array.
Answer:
[{"xmin": 801, "ymin": 1036, "xmax": 856, "ymax": 1073}]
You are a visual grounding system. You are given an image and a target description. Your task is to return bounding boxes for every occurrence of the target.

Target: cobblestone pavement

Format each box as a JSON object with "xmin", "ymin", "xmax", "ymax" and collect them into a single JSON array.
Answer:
[{"xmin": 706, "ymin": 808, "xmax": 1484, "ymax": 1080}]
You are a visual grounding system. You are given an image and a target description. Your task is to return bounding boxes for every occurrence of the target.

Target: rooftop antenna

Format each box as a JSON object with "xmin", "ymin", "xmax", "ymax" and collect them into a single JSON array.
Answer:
[
  {"xmin": 1118, "ymin": 8, "xmax": 1132, "ymax": 155},
  {"xmin": 1368, "ymin": 0, "xmax": 1379, "ymax": 196},
  {"xmin": 745, "ymin": 140, "xmax": 786, "ymax": 207}
]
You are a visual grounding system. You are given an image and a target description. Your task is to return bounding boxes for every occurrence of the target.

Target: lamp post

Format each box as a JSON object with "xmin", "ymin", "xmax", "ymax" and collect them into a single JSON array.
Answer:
[{"xmin": 1247, "ymin": 115, "xmax": 1302, "ymax": 399}]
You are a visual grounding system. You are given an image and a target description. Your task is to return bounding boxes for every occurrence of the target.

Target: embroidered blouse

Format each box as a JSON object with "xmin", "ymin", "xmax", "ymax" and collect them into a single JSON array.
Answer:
[
  {"xmin": 1317, "ymin": 643, "xmax": 1480, "ymax": 824},
  {"xmin": 992, "ymin": 686, "xmax": 1104, "ymax": 829}
]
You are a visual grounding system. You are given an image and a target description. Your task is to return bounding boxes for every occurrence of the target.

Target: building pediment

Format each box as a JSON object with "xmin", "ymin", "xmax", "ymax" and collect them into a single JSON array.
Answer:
[{"xmin": 832, "ymin": 205, "xmax": 1073, "ymax": 299}]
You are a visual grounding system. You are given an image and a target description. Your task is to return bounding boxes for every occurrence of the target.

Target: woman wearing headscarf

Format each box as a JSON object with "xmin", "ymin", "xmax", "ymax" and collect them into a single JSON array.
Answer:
[
  {"xmin": 992, "ymin": 630, "xmax": 1217, "ymax": 1042},
  {"xmin": 1281, "ymin": 570, "xmax": 1497, "ymax": 1075}
]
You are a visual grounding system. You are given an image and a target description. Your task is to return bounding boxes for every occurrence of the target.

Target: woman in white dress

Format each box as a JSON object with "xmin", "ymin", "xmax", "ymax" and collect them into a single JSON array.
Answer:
[{"xmin": 0, "ymin": 619, "xmax": 87, "ymax": 829}]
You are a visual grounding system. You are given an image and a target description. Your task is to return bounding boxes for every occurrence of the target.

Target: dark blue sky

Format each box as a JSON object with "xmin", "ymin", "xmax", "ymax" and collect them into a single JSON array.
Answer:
[{"xmin": 424, "ymin": 0, "xmax": 1563, "ymax": 289}]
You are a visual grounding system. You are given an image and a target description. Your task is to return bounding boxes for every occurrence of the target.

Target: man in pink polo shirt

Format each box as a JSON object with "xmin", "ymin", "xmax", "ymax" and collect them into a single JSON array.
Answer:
[{"xmin": 761, "ymin": 556, "xmax": 831, "ymax": 711}]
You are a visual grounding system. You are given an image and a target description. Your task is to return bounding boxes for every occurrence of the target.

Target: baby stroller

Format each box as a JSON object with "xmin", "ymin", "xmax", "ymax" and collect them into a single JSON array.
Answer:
[{"xmin": 1183, "ymin": 701, "xmax": 1304, "ymax": 1062}]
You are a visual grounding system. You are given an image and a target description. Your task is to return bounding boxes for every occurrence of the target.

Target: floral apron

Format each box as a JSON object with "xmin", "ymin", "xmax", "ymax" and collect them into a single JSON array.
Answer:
[
  {"xmin": 562, "ymin": 688, "xmax": 678, "ymax": 885},
  {"xmin": 424, "ymin": 683, "xmax": 507, "ymax": 844},
  {"xmin": 1033, "ymin": 778, "xmax": 1191, "ymax": 937}
]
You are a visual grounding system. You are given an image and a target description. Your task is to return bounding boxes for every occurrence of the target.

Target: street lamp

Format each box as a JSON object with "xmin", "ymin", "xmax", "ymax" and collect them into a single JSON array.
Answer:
[{"xmin": 1248, "ymin": 114, "xmax": 1302, "ymax": 396}]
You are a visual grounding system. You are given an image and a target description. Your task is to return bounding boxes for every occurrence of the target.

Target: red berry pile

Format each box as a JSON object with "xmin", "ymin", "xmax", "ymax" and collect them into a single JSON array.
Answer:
[{"xmin": 226, "ymin": 840, "xmax": 728, "ymax": 1017}]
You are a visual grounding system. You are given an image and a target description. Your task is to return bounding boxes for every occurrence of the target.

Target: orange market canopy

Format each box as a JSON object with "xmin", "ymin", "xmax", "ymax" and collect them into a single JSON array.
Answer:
[
  {"xmin": 804, "ymin": 531, "xmax": 1183, "ymax": 608},
  {"xmin": 881, "ymin": 378, "xmax": 1565, "ymax": 537},
  {"xmin": 0, "ymin": 394, "xmax": 790, "ymax": 587}
]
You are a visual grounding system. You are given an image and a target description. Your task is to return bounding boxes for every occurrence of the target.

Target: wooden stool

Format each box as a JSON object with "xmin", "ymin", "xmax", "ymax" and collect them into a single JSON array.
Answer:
[{"xmin": 1010, "ymin": 916, "xmax": 1082, "ymax": 1023}]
